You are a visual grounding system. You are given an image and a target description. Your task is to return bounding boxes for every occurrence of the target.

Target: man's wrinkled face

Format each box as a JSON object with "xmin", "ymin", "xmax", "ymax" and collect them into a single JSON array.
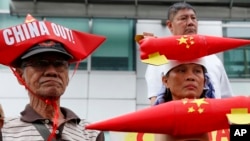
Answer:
[
  {"xmin": 167, "ymin": 8, "xmax": 198, "ymax": 35},
  {"xmin": 17, "ymin": 53, "xmax": 70, "ymax": 98}
]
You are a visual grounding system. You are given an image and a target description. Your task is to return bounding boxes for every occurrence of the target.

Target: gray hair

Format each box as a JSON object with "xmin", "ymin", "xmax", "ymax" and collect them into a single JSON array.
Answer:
[{"xmin": 167, "ymin": 2, "xmax": 196, "ymax": 21}]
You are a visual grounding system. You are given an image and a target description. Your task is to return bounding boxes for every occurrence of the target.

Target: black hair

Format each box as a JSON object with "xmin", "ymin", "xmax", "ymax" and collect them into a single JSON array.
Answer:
[
  {"xmin": 11, "ymin": 58, "xmax": 22, "ymax": 68},
  {"xmin": 167, "ymin": 2, "xmax": 196, "ymax": 21}
]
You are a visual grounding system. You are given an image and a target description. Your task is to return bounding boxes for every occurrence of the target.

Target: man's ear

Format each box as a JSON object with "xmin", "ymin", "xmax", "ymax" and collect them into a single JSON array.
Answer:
[
  {"xmin": 162, "ymin": 75, "xmax": 168, "ymax": 85},
  {"xmin": 166, "ymin": 20, "xmax": 173, "ymax": 33},
  {"xmin": 14, "ymin": 68, "xmax": 25, "ymax": 85}
]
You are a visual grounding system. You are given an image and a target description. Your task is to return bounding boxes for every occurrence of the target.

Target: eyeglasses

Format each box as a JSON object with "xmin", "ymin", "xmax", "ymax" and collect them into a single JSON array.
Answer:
[{"xmin": 22, "ymin": 59, "xmax": 69, "ymax": 70}]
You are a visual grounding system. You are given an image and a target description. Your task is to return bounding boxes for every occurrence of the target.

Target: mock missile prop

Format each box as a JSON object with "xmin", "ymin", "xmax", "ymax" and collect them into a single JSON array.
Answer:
[
  {"xmin": 86, "ymin": 96, "xmax": 250, "ymax": 136},
  {"xmin": 135, "ymin": 35, "xmax": 250, "ymax": 65}
]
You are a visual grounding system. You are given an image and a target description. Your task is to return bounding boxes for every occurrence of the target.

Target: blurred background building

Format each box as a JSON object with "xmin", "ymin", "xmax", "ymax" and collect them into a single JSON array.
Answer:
[{"xmin": 1, "ymin": 0, "xmax": 250, "ymax": 124}]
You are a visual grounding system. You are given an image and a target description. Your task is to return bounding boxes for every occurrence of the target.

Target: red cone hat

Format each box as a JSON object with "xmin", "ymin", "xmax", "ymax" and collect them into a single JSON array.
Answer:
[
  {"xmin": 136, "ymin": 35, "xmax": 250, "ymax": 65},
  {"xmin": 0, "ymin": 14, "xmax": 106, "ymax": 67},
  {"xmin": 86, "ymin": 96, "xmax": 250, "ymax": 136}
]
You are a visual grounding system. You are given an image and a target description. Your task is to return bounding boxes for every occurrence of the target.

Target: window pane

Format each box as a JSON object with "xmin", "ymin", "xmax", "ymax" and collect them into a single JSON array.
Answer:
[
  {"xmin": 0, "ymin": 14, "xmax": 26, "ymax": 28},
  {"xmin": 223, "ymin": 21, "xmax": 250, "ymax": 78},
  {"xmin": 91, "ymin": 18, "xmax": 135, "ymax": 71},
  {"xmin": 45, "ymin": 17, "xmax": 89, "ymax": 31},
  {"xmin": 0, "ymin": 0, "xmax": 10, "ymax": 11},
  {"xmin": 224, "ymin": 46, "xmax": 250, "ymax": 78}
]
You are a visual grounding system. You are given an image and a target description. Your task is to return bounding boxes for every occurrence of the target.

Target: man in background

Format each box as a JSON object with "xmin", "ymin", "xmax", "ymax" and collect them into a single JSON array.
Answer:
[{"xmin": 145, "ymin": 2, "xmax": 234, "ymax": 105}]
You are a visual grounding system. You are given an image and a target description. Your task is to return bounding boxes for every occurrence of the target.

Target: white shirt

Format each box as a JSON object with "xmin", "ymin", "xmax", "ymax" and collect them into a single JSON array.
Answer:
[{"xmin": 145, "ymin": 54, "xmax": 234, "ymax": 99}]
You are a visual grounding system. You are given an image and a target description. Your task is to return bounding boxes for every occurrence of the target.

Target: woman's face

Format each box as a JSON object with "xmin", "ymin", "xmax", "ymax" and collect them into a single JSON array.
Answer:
[{"xmin": 163, "ymin": 63, "xmax": 205, "ymax": 100}]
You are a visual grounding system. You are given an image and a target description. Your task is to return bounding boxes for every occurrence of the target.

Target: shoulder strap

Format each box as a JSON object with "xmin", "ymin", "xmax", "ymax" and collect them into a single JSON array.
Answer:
[
  {"xmin": 0, "ymin": 129, "xmax": 2, "ymax": 141},
  {"xmin": 32, "ymin": 123, "xmax": 57, "ymax": 141}
]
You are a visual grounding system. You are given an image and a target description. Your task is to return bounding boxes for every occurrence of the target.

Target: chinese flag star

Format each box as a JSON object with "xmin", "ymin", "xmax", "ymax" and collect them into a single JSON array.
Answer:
[
  {"xmin": 177, "ymin": 36, "xmax": 188, "ymax": 44},
  {"xmin": 190, "ymin": 98, "xmax": 209, "ymax": 107}
]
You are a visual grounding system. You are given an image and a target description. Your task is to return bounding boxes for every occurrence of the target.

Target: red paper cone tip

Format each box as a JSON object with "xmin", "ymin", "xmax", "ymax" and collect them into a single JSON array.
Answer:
[{"xmin": 24, "ymin": 13, "xmax": 37, "ymax": 23}]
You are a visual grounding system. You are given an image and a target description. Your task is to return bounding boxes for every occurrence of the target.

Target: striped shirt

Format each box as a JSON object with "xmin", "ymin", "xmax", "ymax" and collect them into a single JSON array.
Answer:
[{"xmin": 2, "ymin": 105, "xmax": 104, "ymax": 141}]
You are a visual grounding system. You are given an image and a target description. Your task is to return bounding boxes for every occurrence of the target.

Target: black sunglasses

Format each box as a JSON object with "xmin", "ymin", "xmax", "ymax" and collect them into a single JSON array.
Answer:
[{"xmin": 22, "ymin": 59, "xmax": 69, "ymax": 70}]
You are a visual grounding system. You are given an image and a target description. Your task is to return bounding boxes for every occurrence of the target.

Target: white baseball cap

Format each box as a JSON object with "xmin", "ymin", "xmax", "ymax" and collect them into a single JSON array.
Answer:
[{"xmin": 163, "ymin": 57, "xmax": 207, "ymax": 75}]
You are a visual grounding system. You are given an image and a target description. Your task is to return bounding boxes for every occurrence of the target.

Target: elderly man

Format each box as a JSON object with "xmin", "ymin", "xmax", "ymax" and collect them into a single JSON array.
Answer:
[{"xmin": 0, "ymin": 15, "xmax": 106, "ymax": 141}]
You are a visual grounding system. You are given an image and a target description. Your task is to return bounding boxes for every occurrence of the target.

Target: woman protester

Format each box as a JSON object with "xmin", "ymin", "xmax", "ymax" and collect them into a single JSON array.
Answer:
[{"xmin": 154, "ymin": 58, "xmax": 214, "ymax": 141}]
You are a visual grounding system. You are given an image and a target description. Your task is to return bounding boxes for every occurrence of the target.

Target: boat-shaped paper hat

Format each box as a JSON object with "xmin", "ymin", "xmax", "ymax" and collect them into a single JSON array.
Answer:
[{"xmin": 0, "ymin": 14, "xmax": 106, "ymax": 67}]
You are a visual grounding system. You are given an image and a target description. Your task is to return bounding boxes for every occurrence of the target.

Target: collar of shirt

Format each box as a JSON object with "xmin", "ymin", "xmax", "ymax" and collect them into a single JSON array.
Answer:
[{"xmin": 20, "ymin": 104, "xmax": 81, "ymax": 124}]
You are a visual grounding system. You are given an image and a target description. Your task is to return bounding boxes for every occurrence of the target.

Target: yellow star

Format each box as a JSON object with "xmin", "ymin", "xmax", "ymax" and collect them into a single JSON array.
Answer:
[
  {"xmin": 188, "ymin": 107, "xmax": 195, "ymax": 113},
  {"xmin": 190, "ymin": 40, "xmax": 195, "ymax": 45},
  {"xmin": 198, "ymin": 108, "xmax": 204, "ymax": 113},
  {"xmin": 176, "ymin": 36, "xmax": 188, "ymax": 44},
  {"xmin": 190, "ymin": 98, "xmax": 209, "ymax": 107}
]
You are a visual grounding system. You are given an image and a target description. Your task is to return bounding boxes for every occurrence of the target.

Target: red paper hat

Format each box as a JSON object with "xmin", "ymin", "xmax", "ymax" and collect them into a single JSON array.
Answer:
[
  {"xmin": 136, "ymin": 35, "xmax": 250, "ymax": 65},
  {"xmin": 86, "ymin": 96, "xmax": 250, "ymax": 136},
  {"xmin": 0, "ymin": 14, "xmax": 106, "ymax": 67}
]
